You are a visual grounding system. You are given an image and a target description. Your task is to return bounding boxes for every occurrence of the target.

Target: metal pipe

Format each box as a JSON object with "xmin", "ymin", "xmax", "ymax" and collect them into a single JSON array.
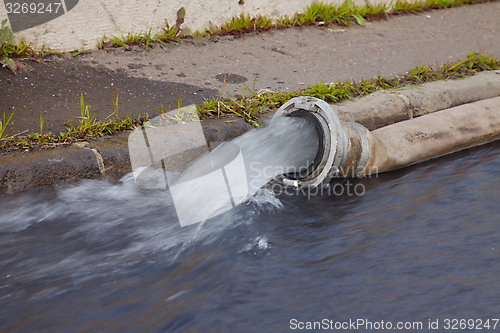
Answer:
[{"xmin": 271, "ymin": 96, "xmax": 500, "ymax": 188}]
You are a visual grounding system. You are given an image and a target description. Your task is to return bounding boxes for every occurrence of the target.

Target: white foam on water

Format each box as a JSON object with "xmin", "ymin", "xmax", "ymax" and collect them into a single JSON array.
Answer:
[{"xmin": 0, "ymin": 116, "xmax": 318, "ymax": 292}]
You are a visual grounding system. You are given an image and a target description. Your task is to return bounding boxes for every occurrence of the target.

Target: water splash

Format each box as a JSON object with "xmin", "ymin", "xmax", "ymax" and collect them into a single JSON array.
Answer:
[
  {"xmin": 231, "ymin": 116, "xmax": 318, "ymax": 195},
  {"xmin": 0, "ymin": 116, "xmax": 319, "ymax": 298},
  {"xmin": 150, "ymin": 115, "xmax": 318, "ymax": 225}
]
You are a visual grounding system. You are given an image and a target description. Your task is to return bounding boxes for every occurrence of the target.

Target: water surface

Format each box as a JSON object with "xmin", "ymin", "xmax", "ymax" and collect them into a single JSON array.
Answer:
[{"xmin": 0, "ymin": 141, "xmax": 499, "ymax": 332}]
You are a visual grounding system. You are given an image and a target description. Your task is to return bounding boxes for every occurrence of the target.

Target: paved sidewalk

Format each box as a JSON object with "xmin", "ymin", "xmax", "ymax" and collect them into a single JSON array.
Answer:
[{"xmin": 1, "ymin": 1, "xmax": 499, "ymax": 135}]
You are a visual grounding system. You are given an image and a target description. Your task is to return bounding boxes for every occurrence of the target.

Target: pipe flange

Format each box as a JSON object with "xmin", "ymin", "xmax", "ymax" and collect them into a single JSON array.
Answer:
[{"xmin": 270, "ymin": 96, "xmax": 347, "ymax": 188}]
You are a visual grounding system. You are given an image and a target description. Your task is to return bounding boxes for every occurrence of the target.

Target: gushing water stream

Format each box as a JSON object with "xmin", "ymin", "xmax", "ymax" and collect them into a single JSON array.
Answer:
[
  {"xmin": 1, "ymin": 122, "xmax": 500, "ymax": 332},
  {"xmin": 0, "ymin": 116, "xmax": 320, "ymax": 299},
  {"xmin": 179, "ymin": 116, "xmax": 318, "ymax": 194},
  {"xmin": 230, "ymin": 116, "xmax": 318, "ymax": 194},
  {"xmin": 167, "ymin": 116, "xmax": 318, "ymax": 225}
]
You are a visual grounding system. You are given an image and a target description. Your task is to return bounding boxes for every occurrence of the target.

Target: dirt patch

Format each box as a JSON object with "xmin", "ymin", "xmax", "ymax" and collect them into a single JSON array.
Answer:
[
  {"xmin": 458, "ymin": 126, "xmax": 481, "ymax": 134},
  {"xmin": 215, "ymin": 73, "xmax": 248, "ymax": 84}
]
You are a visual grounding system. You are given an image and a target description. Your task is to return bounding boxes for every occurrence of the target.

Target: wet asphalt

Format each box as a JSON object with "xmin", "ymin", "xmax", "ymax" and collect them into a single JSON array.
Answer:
[{"xmin": 1, "ymin": 1, "xmax": 499, "ymax": 135}]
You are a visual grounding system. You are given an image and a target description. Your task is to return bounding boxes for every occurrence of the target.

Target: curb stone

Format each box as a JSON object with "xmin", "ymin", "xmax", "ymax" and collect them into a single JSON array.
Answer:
[
  {"xmin": 1, "ymin": 71, "xmax": 500, "ymax": 193},
  {"xmin": 0, "ymin": 146, "xmax": 100, "ymax": 193},
  {"xmin": 0, "ymin": 117, "xmax": 255, "ymax": 193}
]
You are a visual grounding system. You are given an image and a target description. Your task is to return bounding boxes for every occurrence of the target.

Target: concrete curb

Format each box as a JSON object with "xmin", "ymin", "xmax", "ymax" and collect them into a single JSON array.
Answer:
[
  {"xmin": 1, "ymin": 71, "xmax": 500, "ymax": 193},
  {"xmin": 0, "ymin": 118, "xmax": 254, "ymax": 193},
  {"xmin": 0, "ymin": 146, "xmax": 101, "ymax": 193}
]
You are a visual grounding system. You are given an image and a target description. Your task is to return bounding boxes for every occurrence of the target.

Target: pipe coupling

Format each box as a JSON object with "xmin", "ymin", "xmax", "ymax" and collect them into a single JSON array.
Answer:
[{"xmin": 270, "ymin": 96, "xmax": 349, "ymax": 188}]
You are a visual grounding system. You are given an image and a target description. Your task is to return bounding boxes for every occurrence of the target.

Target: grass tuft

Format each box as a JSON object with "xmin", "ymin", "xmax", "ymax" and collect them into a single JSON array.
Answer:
[
  {"xmin": 196, "ymin": 51, "xmax": 500, "ymax": 125},
  {"xmin": 0, "ymin": 108, "xmax": 16, "ymax": 140},
  {"xmin": 1, "ymin": 93, "xmax": 147, "ymax": 151},
  {"xmin": 2, "ymin": 0, "xmax": 498, "ymax": 67},
  {"xmin": 0, "ymin": 51, "xmax": 498, "ymax": 151}
]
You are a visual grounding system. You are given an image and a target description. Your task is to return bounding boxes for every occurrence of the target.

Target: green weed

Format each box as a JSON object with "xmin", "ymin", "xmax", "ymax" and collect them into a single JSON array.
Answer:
[
  {"xmin": 1, "ymin": 51, "xmax": 499, "ymax": 151},
  {"xmin": 197, "ymin": 71, "xmax": 230, "ymax": 119},
  {"xmin": 0, "ymin": 108, "xmax": 16, "ymax": 141},
  {"xmin": 172, "ymin": 85, "xmax": 188, "ymax": 109},
  {"xmin": 196, "ymin": 51, "xmax": 500, "ymax": 126},
  {"xmin": 2, "ymin": 0, "xmax": 496, "ymax": 60},
  {"xmin": 97, "ymin": 7, "xmax": 189, "ymax": 51},
  {"xmin": 0, "ymin": 19, "xmax": 16, "ymax": 73},
  {"xmin": 90, "ymin": 0, "xmax": 500, "ymax": 51},
  {"xmin": 65, "ymin": 92, "xmax": 97, "ymax": 135},
  {"xmin": 39, "ymin": 111, "xmax": 47, "ymax": 139},
  {"xmin": 109, "ymin": 84, "xmax": 120, "ymax": 119},
  {"xmin": 154, "ymin": 105, "xmax": 170, "ymax": 114},
  {"xmin": 1, "ymin": 19, "xmax": 61, "ymax": 73}
]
